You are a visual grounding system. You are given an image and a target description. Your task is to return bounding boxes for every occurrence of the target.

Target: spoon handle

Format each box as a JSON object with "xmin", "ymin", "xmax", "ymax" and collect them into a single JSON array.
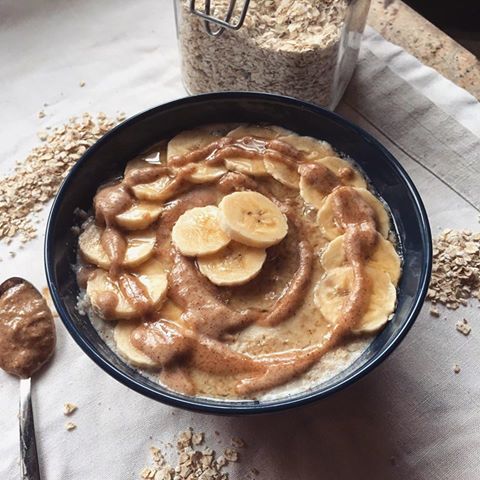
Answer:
[{"xmin": 19, "ymin": 378, "xmax": 41, "ymax": 480}]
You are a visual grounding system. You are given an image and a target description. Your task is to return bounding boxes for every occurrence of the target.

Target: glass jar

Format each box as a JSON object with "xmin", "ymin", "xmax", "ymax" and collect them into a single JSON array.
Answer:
[{"xmin": 174, "ymin": 0, "xmax": 371, "ymax": 110}]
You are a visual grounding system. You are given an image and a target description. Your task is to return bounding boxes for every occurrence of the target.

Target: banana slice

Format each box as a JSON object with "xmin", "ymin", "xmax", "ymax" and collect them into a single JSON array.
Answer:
[
  {"xmin": 224, "ymin": 125, "xmax": 289, "ymax": 176},
  {"xmin": 317, "ymin": 188, "xmax": 390, "ymax": 241},
  {"xmin": 219, "ymin": 191, "xmax": 288, "ymax": 248},
  {"xmin": 131, "ymin": 173, "xmax": 178, "ymax": 202},
  {"xmin": 314, "ymin": 266, "xmax": 396, "ymax": 334},
  {"xmin": 87, "ymin": 258, "xmax": 168, "ymax": 320},
  {"xmin": 321, "ymin": 234, "xmax": 402, "ymax": 285},
  {"xmin": 125, "ymin": 157, "xmax": 159, "ymax": 175},
  {"xmin": 319, "ymin": 156, "xmax": 366, "ymax": 189},
  {"xmin": 225, "ymin": 158, "xmax": 268, "ymax": 177},
  {"xmin": 264, "ymin": 159, "xmax": 300, "ymax": 189},
  {"xmin": 158, "ymin": 300, "xmax": 183, "ymax": 322},
  {"xmin": 115, "ymin": 202, "xmax": 162, "ymax": 230},
  {"xmin": 299, "ymin": 176, "xmax": 324, "ymax": 209},
  {"xmin": 125, "ymin": 158, "xmax": 150, "ymax": 174},
  {"xmin": 79, "ymin": 223, "xmax": 156, "ymax": 269},
  {"xmin": 114, "ymin": 321, "xmax": 159, "ymax": 368},
  {"xmin": 197, "ymin": 242, "xmax": 266, "ymax": 286},
  {"xmin": 226, "ymin": 125, "xmax": 291, "ymax": 140},
  {"xmin": 172, "ymin": 205, "xmax": 230, "ymax": 257},
  {"xmin": 167, "ymin": 126, "xmax": 221, "ymax": 162},
  {"xmin": 277, "ymin": 134, "xmax": 335, "ymax": 162},
  {"xmin": 187, "ymin": 163, "xmax": 227, "ymax": 184}
]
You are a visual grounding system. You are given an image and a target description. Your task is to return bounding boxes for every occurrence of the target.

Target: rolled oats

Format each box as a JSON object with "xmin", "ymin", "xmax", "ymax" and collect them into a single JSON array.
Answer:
[
  {"xmin": 65, "ymin": 422, "xmax": 77, "ymax": 431},
  {"xmin": 427, "ymin": 229, "xmax": 480, "ymax": 309},
  {"xmin": 456, "ymin": 318, "xmax": 471, "ymax": 336},
  {"xmin": 140, "ymin": 429, "xmax": 251, "ymax": 480},
  {"xmin": 0, "ymin": 113, "xmax": 122, "ymax": 245},
  {"xmin": 63, "ymin": 402, "xmax": 78, "ymax": 416},
  {"xmin": 177, "ymin": 0, "xmax": 351, "ymax": 107}
]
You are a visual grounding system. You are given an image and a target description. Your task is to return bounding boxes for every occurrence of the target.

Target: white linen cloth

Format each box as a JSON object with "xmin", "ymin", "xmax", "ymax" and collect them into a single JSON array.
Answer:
[{"xmin": 1, "ymin": 1, "xmax": 480, "ymax": 479}]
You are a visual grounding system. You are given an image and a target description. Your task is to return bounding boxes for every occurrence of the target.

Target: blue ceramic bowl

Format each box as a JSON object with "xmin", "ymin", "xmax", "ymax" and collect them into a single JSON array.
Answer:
[{"xmin": 45, "ymin": 92, "xmax": 431, "ymax": 414}]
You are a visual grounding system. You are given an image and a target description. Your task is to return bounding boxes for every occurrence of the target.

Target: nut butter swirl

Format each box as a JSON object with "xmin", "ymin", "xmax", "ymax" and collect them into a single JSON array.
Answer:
[{"xmin": 80, "ymin": 127, "xmax": 391, "ymax": 397}]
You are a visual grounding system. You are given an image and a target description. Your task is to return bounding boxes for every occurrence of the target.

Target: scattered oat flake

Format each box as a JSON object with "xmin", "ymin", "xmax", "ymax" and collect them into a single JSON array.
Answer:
[
  {"xmin": 63, "ymin": 403, "xmax": 78, "ymax": 415},
  {"xmin": 79, "ymin": 80, "xmax": 86, "ymax": 87},
  {"xmin": 427, "ymin": 230, "xmax": 480, "ymax": 309},
  {"xmin": 429, "ymin": 307, "xmax": 440, "ymax": 317},
  {"xmin": 38, "ymin": 110, "xmax": 46, "ymax": 119},
  {"xmin": 224, "ymin": 448, "xmax": 238, "ymax": 462},
  {"xmin": 65, "ymin": 422, "xmax": 76, "ymax": 431},
  {"xmin": 454, "ymin": 364, "xmax": 461, "ymax": 373},
  {"xmin": 0, "ymin": 113, "xmax": 120, "ymax": 246},
  {"xmin": 231, "ymin": 437, "xmax": 245, "ymax": 448},
  {"xmin": 456, "ymin": 319, "xmax": 471, "ymax": 336},
  {"xmin": 192, "ymin": 432, "xmax": 204, "ymax": 445},
  {"xmin": 140, "ymin": 430, "xmax": 249, "ymax": 480}
]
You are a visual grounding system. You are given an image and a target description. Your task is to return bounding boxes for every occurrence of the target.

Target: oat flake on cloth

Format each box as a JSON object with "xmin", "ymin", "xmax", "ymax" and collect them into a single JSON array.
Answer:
[{"xmin": 1, "ymin": 1, "xmax": 480, "ymax": 479}]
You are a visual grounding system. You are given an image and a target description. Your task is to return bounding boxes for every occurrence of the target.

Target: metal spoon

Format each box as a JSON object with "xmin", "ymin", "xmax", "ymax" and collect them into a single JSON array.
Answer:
[
  {"xmin": 19, "ymin": 377, "xmax": 41, "ymax": 480},
  {"xmin": 0, "ymin": 277, "xmax": 56, "ymax": 480}
]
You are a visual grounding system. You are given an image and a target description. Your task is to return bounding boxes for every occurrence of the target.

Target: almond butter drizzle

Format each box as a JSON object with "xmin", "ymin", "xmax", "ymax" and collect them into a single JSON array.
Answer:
[
  {"xmin": 168, "ymin": 135, "xmax": 302, "ymax": 169},
  {"xmin": 299, "ymin": 162, "xmax": 341, "ymax": 194},
  {"xmin": 81, "ymin": 130, "xmax": 388, "ymax": 397},
  {"xmin": 94, "ymin": 183, "xmax": 132, "ymax": 275}
]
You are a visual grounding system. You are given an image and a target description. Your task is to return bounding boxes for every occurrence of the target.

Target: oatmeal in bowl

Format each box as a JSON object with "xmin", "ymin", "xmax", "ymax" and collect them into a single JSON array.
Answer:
[
  {"xmin": 75, "ymin": 123, "xmax": 401, "ymax": 400},
  {"xmin": 45, "ymin": 93, "xmax": 431, "ymax": 413}
]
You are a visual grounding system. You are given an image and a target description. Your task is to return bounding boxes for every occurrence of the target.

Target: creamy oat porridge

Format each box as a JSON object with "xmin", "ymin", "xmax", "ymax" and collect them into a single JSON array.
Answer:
[{"xmin": 75, "ymin": 124, "xmax": 401, "ymax": 400}]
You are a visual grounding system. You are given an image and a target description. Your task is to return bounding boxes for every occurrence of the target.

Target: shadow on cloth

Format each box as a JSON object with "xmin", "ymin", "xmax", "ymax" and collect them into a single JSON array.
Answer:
[{"xmin": 213, "ymin": 354, "xmax": 434, "ymax": 480}]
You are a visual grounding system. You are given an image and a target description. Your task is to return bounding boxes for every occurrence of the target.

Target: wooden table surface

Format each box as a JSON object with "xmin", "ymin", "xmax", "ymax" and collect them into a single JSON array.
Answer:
[{"xmin": 368, "ymin": 0, "xmax": 480, "ymax": 101}]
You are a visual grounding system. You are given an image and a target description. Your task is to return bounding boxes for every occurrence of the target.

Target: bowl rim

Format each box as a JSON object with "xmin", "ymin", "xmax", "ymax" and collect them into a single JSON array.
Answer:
[{"xmin": 45, "ymin": 92, "xmax": 432, "ymax": 415}]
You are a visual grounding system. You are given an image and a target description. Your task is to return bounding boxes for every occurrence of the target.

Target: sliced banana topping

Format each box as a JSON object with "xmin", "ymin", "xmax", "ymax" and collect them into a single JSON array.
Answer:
[
  {"xmin": 226, "ymin": 125, "xmax": 291, "ymax": 140},
  {"xmin": 197, "ymin": 242, "xmax": 266, "ymax": 287},
  {"xmin": 131, "ymin": 174, "xmax": 178, "ymax": 202},
  {"xmin": 114, "ymin": 321, "xmax": 159, "ymax": 368},
  {"xmin": 318, "ymin": 156, "xmax": 366, "ymax": 189},
  {"xmin": 87, "ymin": 258, "xmax": 168, "ymax": 320},
  {"xmin": 224, "ymin": 125, "xmax": 289, "ymax": 177},
  {"xmin": 125, "ymin": 158, "xmax": 152, "ymax": 174},
  {"xmin": 321, "ymin": 234, "xmax": 402, "ymax": 285},
  {"xmin": 167, "ymin": 126, "xmax": 221, "ymax": 161},
  {"xmin": 187, "ymin": 163, "xmax": 227, "ymax": 184},
  {"xmin": 79, "ymin": 223, "xmax": 156, "ymax": 269},
  {"xmin": 314, "ymin": 266, "xmax": 396, "ymax": 334},
  {"xmin": 317, "ymin": 187, "xmax": 390, "ymax": 240},
  {"xmin": 219, "ymin": 191, "xmax": 288, "ymax": 248},
  {"xmin": 264, "ymin": 159, "xmax": 300, "ymax": 189},
  {"xmin": 299, "ymin": 175, "xmax": 326, "ymax": 209},
  {"xmin": 225, "ymin": 158, "xmax": 268, "ymax": 177},
  {"xmin": 277, "ymin": 134, "xmax": 335, "ymax": 161},
  {"xmin": 115, "ymin": 202, "xmax": 162, "ymax": 230},
  {"xmin": 158, "ymin": 300, "xmax": 184, "ymax": 322},
  {"xmin": 172, "ymin": 205, "xmax": 230, "ymax": 257}
]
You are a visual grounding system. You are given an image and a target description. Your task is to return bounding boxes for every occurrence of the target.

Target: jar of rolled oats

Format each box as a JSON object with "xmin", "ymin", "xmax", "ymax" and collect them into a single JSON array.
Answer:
[{"xmin": 174, "ymin": 0, "xmax": 370, "ymax": 109}]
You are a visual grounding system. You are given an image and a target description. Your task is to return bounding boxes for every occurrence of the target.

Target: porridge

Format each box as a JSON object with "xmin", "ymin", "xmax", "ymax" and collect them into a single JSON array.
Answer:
[{"xmin": 76, "ymin": 124, "xmax": 401, "ymax": 400}]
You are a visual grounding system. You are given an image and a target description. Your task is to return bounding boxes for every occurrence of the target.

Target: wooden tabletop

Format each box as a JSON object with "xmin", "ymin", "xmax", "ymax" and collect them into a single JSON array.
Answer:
[{"xmin": 368, "ymin": 0, "xmax": 480, "ymax": 101}]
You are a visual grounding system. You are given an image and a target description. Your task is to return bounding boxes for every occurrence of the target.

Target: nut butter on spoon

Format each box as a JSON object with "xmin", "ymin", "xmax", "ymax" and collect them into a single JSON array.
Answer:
[{"xmin": 0, "ymin": 278, "xmax": 56, "ymax": 480}]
